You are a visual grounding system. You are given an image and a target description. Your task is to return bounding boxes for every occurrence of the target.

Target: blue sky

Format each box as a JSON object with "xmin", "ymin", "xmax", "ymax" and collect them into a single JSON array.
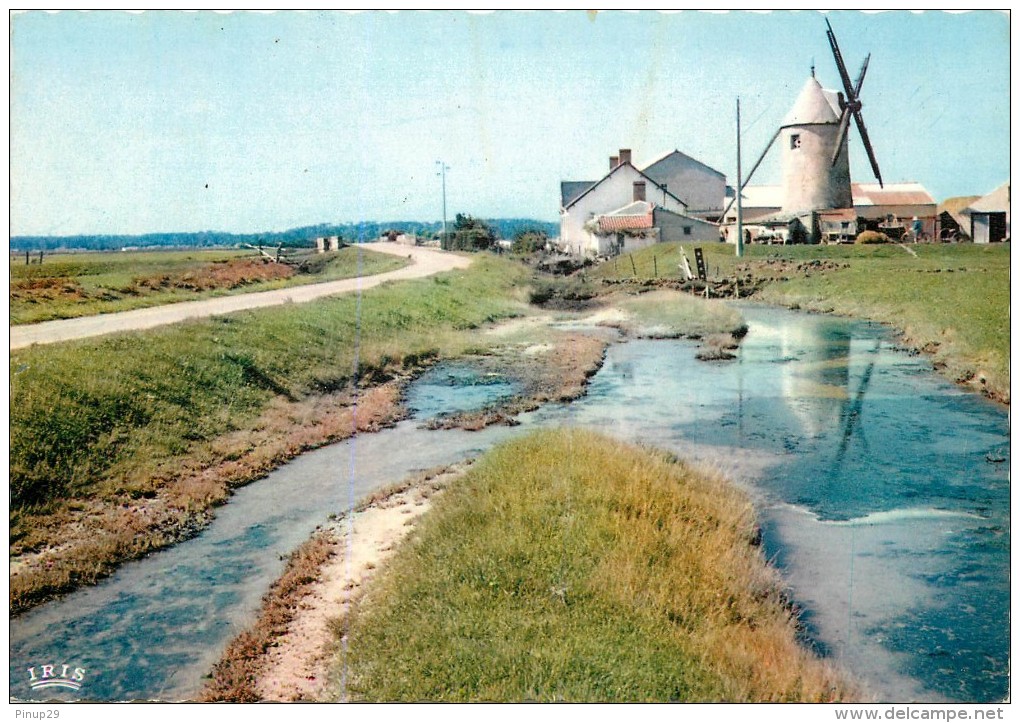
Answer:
[{"xmin": 9, "ymin": 10, "xmax": 1011, "ymax": 236}]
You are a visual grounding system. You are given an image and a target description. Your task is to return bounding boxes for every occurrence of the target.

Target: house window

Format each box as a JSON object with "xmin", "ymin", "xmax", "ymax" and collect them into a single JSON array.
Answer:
[
  {"xmin": 790, "ymin": 134, "xmax": 802, "ymax": 150},
  {"xmin": 683, "ymin": 226, "xmax": 692, "ymax": 235}
]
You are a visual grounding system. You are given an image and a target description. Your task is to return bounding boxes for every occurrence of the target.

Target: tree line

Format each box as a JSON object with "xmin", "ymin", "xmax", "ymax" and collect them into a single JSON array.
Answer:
[{"xmin": 10, "ymin": 218, "xmax": 558, "ymax": 252}]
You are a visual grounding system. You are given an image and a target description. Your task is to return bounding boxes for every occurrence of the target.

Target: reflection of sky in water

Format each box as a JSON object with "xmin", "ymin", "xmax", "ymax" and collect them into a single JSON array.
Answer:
[
  {"xmin": 542, "ymin": 306, "xmax": 1008, "ymax": 702},
  {"xmin": 405, "ymin": 364, "xmax": 522, "ymax": 420},
  {"xmin": 10, "ymin": 305, "xmax": 1009, "ymax": 703}
]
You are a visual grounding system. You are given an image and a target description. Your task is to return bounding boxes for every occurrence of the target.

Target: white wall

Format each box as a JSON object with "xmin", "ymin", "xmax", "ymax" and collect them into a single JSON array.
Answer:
[
  {"xmin": 560, "ymin": 164, "xmax": 686, "ymax": 256},
  {"xmin": 781, "ymin": 124, "xmax": 852, "ymax": 212},
  {"xmin": 643, "ymin": 153, "xmax": 726, "ymax": 214},
  {"xmin": 972, "ymin": 214, "xmax": 991, "ymax": 244}
]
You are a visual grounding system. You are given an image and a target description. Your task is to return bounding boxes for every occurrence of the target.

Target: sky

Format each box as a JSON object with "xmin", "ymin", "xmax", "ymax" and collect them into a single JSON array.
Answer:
[{"xmin": 9, "ymin": 10, "xmax": 1012, "ymax": 237}]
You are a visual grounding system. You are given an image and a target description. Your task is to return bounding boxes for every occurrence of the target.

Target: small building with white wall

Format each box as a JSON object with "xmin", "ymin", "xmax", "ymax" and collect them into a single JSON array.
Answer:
[
  {"xmin": 314, "ymin": 235, "xmax": 342, "ymax": 253},
  {"xmin": 966, "ymin": 182, "xmax": 1010, "ymax": 244}
]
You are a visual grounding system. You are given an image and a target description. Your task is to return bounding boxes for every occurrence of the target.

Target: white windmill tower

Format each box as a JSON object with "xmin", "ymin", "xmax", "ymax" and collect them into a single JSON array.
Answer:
[
  {"xmin": 779, "ymin": 71, "xmax": 853, "ymax": 212},
  {"xmin": 723, "ymin": 18, "xmax": 884, "ymax": 223}
]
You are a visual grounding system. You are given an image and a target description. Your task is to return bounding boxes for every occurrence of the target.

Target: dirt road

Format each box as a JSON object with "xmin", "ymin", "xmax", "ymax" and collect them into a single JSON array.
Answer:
[{"xmin": 9, "ymin": 243, "xmax": 471, "ymax": 350}]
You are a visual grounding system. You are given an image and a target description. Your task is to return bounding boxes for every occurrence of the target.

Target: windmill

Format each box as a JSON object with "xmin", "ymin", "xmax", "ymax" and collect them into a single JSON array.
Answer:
[
  {"xmin": 721, "ymin": 18, "xmax": 884, "ymax": 222},
  {"xmin": 824, "ymin": 17, "xmax": 883, "ymax": 190}
]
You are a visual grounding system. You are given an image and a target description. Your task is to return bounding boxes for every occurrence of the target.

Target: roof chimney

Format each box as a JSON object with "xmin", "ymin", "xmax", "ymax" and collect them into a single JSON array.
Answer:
[
  {"xmin": 633, "ymin": 180, "xmax": 646, "ymax": 202},
  {"xmin": 619, "ymin": 148, "xmax": 632, "ymax": 166},
  {"xmin": 610, "ymin": 155, "xmax": 619, "ymax": 170}
]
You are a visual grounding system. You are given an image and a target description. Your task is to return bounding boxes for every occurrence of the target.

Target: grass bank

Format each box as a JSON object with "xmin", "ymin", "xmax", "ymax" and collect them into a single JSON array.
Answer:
[
  {"xmin": 331, "ymin": 429, "xmax": 852, "ymax": 702},
  {"xmin": 9, "ymin": 255, "xmax": 534, "ymax": 612},
  {"xmin": 593, "ymin": 242, "xmax": 1010, "ymax": 403},
  {"xmin": 10, "ymin": 246, "xmax": 407, "ymax": 324},
  {"xmin": 10, "ymin": 250, "xmax": 751, "ymax": 613}
]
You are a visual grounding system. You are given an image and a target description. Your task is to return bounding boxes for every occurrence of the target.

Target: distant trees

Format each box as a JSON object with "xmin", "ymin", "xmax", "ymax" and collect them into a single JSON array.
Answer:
[
  {"xmin": 10, "ymin": 218, "xmax": 559, "ymax": 253},
  {"xmin": 446, "ymin": 214, "xmax": 497, "ymax": 252}
]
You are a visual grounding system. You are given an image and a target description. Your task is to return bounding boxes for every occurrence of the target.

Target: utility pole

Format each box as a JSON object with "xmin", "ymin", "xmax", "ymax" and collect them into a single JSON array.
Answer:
[
  {"xmin": 736, "ymin": 97, "xmax": 744, "ymax": 258},
  {"xmin": 436, "ymin": 160, "xmax": 450, "ymax": 250}
]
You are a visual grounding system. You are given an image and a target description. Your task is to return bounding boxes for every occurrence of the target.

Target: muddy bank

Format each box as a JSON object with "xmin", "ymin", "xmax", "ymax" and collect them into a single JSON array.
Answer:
[
  {"xmin": 10, "ymin": 382, "xmax": 408, "ymax": 615},
  {"xmin": 419, "ymin": 330, "xmax": 609, "ymax": 431},
  {"xmin": 10, "ymin": 315, "xmax": 617, "ymax": 615},
  {"xmin": 201, "ymin": 464, "xmax": 465, "ymax": 702}
]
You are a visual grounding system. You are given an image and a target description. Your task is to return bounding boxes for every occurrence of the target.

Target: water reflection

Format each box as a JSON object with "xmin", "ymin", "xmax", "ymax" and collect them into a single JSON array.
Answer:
[
  {"xmin": 539, "ymin": 306, "xmax": 1008, "ymax": 702},
  {"xmin": 9, "ymin": 305, "xmax": 1009, "ymax": 704}
]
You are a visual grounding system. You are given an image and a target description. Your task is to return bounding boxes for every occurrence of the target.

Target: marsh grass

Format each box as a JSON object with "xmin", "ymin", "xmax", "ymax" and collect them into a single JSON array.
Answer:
[
  {"xmin": 333, "ymin": 429, "xmax": 853, "ymax": 702},
  {"xmin": 10, "ymin": 256, "xmax": 531, "ymax": 509},
  {"xmin": 9, "ymin": 246, "xmax": 408, "ymax": 324},
  {"xmin": 614, "ymin": 288, "xmax": 745, "ymax": 338},
  {"xmin": 9, "ymin": 256, "xmax": 535, "ymax": 610},
  {"xmin": 756, "ymin": 245, "xmax": 1010, "ymax": 402},
  {"xmin": 596, "ymin": 242, "xmax": 1010, "ymax": 402}
]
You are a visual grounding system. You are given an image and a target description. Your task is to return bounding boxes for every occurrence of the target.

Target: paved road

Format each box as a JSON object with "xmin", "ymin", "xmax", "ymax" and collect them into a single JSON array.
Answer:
[{"xmin": 10, "ymin": 243, "xmax": 471, "ymax": 350}]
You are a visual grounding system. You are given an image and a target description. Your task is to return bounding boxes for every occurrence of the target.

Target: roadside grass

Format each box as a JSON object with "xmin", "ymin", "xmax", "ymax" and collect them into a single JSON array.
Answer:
[
  {"xmin": 595, "ymin": 242, "xmax": 1009, "ymax": 402},
  {"xmin": 9, "ymin": 246, "xmax": 408, "ymax": 324},
  {"xmin": 332, "ymin": 429, "xmax": 853, "ymax": 703},
  {"xmin": 9, "ymin": 255, "xmax": 535, "ymax": 609},
  {"xmin": 10, "ymin": 255, "xmax": 530, "ymax": 507}
]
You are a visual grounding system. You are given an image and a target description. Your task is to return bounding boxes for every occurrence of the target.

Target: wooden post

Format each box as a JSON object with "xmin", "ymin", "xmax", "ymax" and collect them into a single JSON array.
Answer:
[
  {"xmin": 653, "ymin": 255, "xmax": 658, "ymax": 278},
  {"xmin": 736, "ymin": 97, "xmax": 744, "ymax": 258},
  {"xmin": 38, "ymin": 250, "xmax": 44, "ymax": 264},
  {"xmin": 629, "ymin": 254, "xmax": 637, "ymax": 276},
  {"xmin": 25, "ymin": 250, "xmax": 30, "ymax": 266}
]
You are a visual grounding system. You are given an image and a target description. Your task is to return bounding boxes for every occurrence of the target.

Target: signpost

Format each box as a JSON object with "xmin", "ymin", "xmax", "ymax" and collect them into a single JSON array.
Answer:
[{"xmin": 693, "ymin": 247, "xmax": 707, "ymax": 281}]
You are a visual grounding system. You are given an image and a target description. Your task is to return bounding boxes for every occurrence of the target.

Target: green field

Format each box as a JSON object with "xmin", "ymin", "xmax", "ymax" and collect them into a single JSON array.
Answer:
[
  {"xmin": 333, "ymin": 429, "xmax": 851, "ymax": 702},
  {"xmin": 9, "ymin": 246, "xmax": 408, "ymax": 324},
  {"xmin": 10, "ymin": 256, "xmax": 532, "ymax": 513},
  {"xmin": 594, "ymin": 242, "xmax": 1010, "ymax": 402},
  {"xmin": 9, "ymin": 255, "xmax": 540, "ymax": 610}
]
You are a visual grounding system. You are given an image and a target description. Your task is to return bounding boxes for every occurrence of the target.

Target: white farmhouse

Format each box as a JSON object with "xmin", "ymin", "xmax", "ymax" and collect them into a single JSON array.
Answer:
[{"xmin": 560, "ymin": 148, "xmax": 721, "ymax": 257}]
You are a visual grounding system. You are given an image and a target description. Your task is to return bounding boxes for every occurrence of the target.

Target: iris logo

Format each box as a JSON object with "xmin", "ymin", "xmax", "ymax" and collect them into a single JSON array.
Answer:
[{"xmin": 26, "ymin": 665, "xmax": 86, "ymax": 692}]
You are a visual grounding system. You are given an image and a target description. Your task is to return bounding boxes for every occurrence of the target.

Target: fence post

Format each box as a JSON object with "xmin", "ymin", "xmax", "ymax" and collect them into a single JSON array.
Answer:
[
  {"xmin": 629, "ymin": 254, "xmax": 637, "ymax": 276},
  {"xmin": 653, "ymin": 255, "xmax": 658, "ymax": 277}
]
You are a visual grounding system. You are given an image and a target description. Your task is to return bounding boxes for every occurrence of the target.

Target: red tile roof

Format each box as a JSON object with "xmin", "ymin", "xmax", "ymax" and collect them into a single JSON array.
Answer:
[{"xmin": 597, "ymin": 210, "xmax": 654, "ymax": 233}]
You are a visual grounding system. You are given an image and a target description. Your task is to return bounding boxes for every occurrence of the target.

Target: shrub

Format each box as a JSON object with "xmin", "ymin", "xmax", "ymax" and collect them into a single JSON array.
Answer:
[
  {"xmin": 512, "ymin": 231, "xmax": 548, "ymax": 256},
  {"xmin": 855, "ymin": 230, "xmax": 891, "ymax": 245}
]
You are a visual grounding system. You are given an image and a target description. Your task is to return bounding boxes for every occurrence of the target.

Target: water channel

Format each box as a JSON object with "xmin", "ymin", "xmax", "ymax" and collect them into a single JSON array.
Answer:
[{"xmin": 9, "ymin": 305, "xmax": 1009, "ymax": 703}]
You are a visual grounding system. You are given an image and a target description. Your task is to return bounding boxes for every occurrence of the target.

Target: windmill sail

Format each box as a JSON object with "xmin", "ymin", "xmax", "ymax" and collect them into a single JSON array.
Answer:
[{"xmin": 825, "ymin": 18, "xmax": 883, "ymax": 187}]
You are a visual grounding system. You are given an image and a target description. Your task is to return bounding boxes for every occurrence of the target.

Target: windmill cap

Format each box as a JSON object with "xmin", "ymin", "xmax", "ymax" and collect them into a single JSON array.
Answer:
[{"xmin": 781, "ymin": 77, "xmax": 840, "ymax": 127}]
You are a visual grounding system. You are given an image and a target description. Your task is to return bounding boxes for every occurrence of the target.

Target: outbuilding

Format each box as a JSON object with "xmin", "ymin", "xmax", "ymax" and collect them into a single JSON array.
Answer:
[{"xmin": 966, "ymin": 183, "xmax": 1010, "ymax": 244}]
